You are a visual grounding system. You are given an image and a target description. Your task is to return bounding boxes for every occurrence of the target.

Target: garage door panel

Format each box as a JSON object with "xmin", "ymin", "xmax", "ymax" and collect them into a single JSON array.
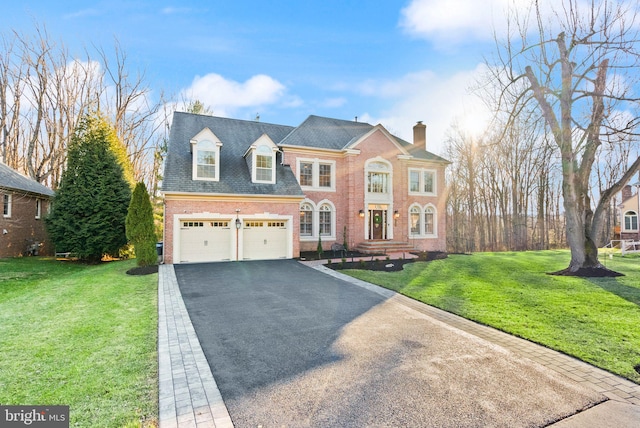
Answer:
[
  {"xmin": 180, "ymin": 220, "xmax": 232, "ymax": 263},
  {"xmin": 243, "ymin": 220, "xmax": 288, "ymax": 260}
]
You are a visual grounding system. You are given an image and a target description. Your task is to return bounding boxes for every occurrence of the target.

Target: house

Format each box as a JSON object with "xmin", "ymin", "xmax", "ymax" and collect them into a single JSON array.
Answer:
[
  {"xmin": 619, "ymin": 184, "xmax": 639, "ymax": 242},
  {"xmin": 161, "ymin": 112, "xmax": 449, "ymax": 264},
  {"xmin": 0, "ymin": 162, "xmax": 55, "ymax": 258}
]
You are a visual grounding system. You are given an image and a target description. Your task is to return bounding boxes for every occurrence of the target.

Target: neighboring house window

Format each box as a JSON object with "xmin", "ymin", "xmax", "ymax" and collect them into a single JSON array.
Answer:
[
  {"xmin": 319, "ymin": 204, "xmax": 332, "ymax": 236},
  {"xmin": 300, "ymin": 202, "xmax": 313, "ymax": 236},
  {"xmin": 408, "ymin": 168, "xmax": 436, "ymax": 195},
  {"xmin": 624, "ymin": 211, "xmax": 638, "ymax": 231},
  {"xmin": 3, "ymin": 194, "xmax": 11, "ymax": 218},
  {"xmin": 410, "ymin": 205, "xmax": 421, "ymax": 236},
  {"xmin": 194, "ymin": 140, "xmax": 220, "ymax": 181},
  {"xmin": 424, "ymin": 206, "xmax": 435, "ymax": 235},
  {"xmin": 367, "ymin": 161, "xmax": 390, "ymax": 194},
  {"xmin": 297, "ymin": 159, "xmax": 335, "ymax": 191},
  {"xmin": 255, "ymin": 145, "xmax": 274, "ymax": 182},
  {"xmin": 300, "ymin": 162, "xmax": 313, "ymax": 186},
  {"xmin": 35, "ymin": 199, "xmax": 42, "ymax": 219}
]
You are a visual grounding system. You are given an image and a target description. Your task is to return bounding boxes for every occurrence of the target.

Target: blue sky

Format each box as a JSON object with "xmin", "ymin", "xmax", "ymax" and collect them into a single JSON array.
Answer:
[{"xmin": 1, "ymin": 0, "xmax": 510, "ymax": 155}]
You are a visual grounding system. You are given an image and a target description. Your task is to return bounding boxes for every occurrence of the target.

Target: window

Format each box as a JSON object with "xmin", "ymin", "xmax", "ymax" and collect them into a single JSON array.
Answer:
[
  {"xmin": 410, "ymin": 206, "xmax": 421, "ymax": 236},
  {"xmin": 319, "ymin": 204, "xmax": 332, "ymax": 236},
  {"xmin": 624, "ymin": 211, "xmax": 638, "ymax": 231},
  {"xmin": 297, "ymin": 159, "xmax": 335, "ymax": 190},
  {"xmin": 3, "ymin": 194, "xmax": 11, "ymax": 218},
  {"xmin": 366, "ymin": 161, "xmax": 390, "ymax": 194},
  {"xmin": 408, "ymin": 168, "xmax": 436, "ymax": 195},
  {"xmin": 255, "ymin": 145, "xmax": 274, "ymax": 182},
  {"xmin": 300, "ymin": 162, "xmax": 313, "ymax": 186},
  {"xmin": 410, "ymin": 170, "xmax": 420, "ymax": 192},
  {"xmin": 424, "ymin": 206, "xmax": 435, "ymax": 234},
  {"xmin": 300, "ymin": 203, "xmax": 313, "ymax": 236},
  {"xmin": 193, "ymin": 140, "xmax": 220, "ymax": 181},
  {"xmin": 36, "ymin": 199, "xmax": 42, "ymax": 219},
  {"xmin": 318, "ymin": 164, "xmax": 332, "ymax": 188}
]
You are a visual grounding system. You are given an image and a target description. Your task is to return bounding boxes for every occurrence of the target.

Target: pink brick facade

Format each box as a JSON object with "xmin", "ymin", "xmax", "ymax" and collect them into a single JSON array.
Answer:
[{"xmin": 161, "ymin": 113, "xmax": 449, "ymax": 264}]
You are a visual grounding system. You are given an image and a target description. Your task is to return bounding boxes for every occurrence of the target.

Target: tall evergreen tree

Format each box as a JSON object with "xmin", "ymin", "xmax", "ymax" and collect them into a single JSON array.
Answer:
[
  {"xmin": 46, "ymin": 112, "xmax": 132, "ymax": 263},
  {"xmin": 126, "ymin": 182, "xmax": 157, "ymax": 266}
]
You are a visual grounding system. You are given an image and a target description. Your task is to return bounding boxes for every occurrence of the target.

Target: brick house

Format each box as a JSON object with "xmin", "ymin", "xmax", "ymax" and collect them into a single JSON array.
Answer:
[
  {"xmin": 0, "ymin": 162, "xmax": 55, "ymax": 258},
  {"xmin": 619, "ymin": 184, "xmax": 639, "ymax": 241},
  {"xmin": 161, "ymin": 112, "xmax": 449, "ymax": 264}
]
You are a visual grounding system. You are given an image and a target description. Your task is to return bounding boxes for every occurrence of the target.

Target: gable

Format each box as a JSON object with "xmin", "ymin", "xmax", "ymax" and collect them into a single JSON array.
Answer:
[{"xmin": 346, "ymin": 125, "xmax": 411, "ymax": 156}]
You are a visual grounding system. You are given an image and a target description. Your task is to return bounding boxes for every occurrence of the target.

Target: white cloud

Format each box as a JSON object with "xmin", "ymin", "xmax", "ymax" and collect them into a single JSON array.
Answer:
[
  {"xmin": 181, "ymin": 73, "xmax": 286, "ymax": 116},
  {"xmin": 352, "ymin": 64, "xmax": 490, "ymax": 155}
]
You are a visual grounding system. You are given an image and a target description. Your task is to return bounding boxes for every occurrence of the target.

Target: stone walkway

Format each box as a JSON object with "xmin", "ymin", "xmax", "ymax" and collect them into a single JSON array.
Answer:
[{"xmin": 158, "ymin": 261, "xmax": 640, "ymax": 428}]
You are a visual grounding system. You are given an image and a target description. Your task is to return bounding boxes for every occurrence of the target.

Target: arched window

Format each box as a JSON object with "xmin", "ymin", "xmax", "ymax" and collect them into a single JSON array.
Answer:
[
  {"xmin": 319, "ymin": 203, "xmax": 333, "ymax": 236},
  {"xmin": 300, "ymin": 202, "xmax": 313, "ymax": 236},
  {"xmin": 424, "ymin": 206, "xmax": 435, "ymax": 235},
  {"xmin": 195, "ymin": 140, "xmax": 218, "ymax": 179},
  {"xmin": 624, "ymin": 210, "xmax": 638, "ymax": 231},
  {"xmin": 410, "ymin": 205, "xmax": 421, "ymax": 236},
  {"xmin": 366, "ymin": 161, "xmax": 390, "ymax": 194}
]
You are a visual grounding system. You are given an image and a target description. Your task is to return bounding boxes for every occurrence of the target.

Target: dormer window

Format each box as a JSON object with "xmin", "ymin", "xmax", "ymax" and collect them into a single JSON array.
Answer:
[
  {"xmin": 255, "ymin": 145, "xmax": 274, "ymax": 182},
  {"xmin": 190, "ymin": 128, "xmax": 222, "ymax": 181}
]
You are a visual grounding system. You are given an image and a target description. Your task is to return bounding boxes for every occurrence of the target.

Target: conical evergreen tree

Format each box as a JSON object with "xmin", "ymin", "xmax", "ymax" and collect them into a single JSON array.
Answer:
[
  {"xmin": 126, "ymin": 182, "xmax": 157, "ymax": 266},
  {"xmin": 46, "ymin": 112, "xmax": 132, "ymax": 263}
]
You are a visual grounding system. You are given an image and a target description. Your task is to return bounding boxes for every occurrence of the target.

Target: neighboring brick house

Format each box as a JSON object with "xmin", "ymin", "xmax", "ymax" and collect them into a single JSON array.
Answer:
[
  {"xmin": 619, "ymin": 184, "xmax": 639, "ymax": 241},
  {"xmin": 161, "ymin": 112, "xmax": 449, "ymax": 264},
  {"xmin": 0, "ymin": 162, "xmax": 55, "ymax": 258}
]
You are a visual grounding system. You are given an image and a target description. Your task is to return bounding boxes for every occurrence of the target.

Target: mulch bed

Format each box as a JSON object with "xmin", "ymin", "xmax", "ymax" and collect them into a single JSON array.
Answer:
[
  {"xmin": 322, "ymin": 251, "xmax": 448, "ymax": 272},
  {"xmin": 126, "ymin": 265, "xmax": 159, "ymax": 275},
  {"xmin": 547, "ymin": 266, "xmax": 624, "ymax": 277}
]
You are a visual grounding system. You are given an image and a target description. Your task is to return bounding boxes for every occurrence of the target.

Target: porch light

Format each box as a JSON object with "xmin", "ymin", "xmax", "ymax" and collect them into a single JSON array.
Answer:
[
  {"xmin": 358, "ymin": 210, "xmax": 365, "ymax": 218},
  {"xmin": 394, "ymin": 210, "xmax": 400, "ymax": 218}
]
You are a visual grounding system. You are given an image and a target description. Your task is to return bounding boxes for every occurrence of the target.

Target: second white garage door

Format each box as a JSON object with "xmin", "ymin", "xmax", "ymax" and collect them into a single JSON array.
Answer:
[
  {"xmin": 242, "ymin": 220, "xmax": 288, "ymax": 260},
  {"xmin": 180, "ymin": 220, "xmax": 233, "ymax": 263}
]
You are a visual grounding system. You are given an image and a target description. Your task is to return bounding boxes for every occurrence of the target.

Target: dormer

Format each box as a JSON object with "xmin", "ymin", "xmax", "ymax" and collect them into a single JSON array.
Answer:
[
  {"xmin": 244, "ymin": 134, "xmax": 278, "ymax": 184},
  {"xmin": 190, "ymin": 128, "xmax": 222, "ymax": 181}
]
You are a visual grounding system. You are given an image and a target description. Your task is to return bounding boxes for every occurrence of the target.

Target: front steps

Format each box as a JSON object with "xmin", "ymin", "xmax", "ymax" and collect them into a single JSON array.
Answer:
[{"xmin": 355, "ymin": 240, "xmax": 415, "ymax": 255}]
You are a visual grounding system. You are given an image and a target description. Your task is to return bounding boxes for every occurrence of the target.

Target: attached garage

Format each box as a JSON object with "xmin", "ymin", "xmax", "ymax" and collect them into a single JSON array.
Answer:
[
  {"xmin": 179, "ymin": 220, "xmax": 233, "ymax": 263},
  {"xmin": 242, "ymin": 220, "xmax": 288, "ymax": 260}
]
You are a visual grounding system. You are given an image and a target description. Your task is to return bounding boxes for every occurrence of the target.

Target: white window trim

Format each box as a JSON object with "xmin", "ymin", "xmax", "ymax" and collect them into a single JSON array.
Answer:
[
  {"xmin": 408, "ymin": 203, "xmax": 438, "ymax": 238},
  {"xmin": 191, "ymin": 139, "xmax": 222, "ymax": 182},
  {"xmin": 299, "ymin": 199, "xmax": 336, "ymax": 241},
  {"xmin": 296, "ymin": 158, "xmax": 336, "ymax": 191},
  {"xmin": 408, "ymin": 167, "xmax": 437, "ymax": 196},
  {"xmin": 623, "ymin": 210, "xmax": 638, "ymax": 231},
  {"xmin": 3, "ymin": 193, "xmax": 11, "ymax": 218},
  {"xmin": 252, "ymin": 145, "xmax": 277, "ymax": 184},
  {"xmin": 365, "ymin": 158, "xmax": 392, "ymax": 200},
  {"xmin": 35, "ymin": 199, "xmax": 42, "ymax": 219}
]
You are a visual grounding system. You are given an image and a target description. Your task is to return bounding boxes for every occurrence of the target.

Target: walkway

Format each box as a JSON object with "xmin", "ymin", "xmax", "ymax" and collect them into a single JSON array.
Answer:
[{"xmin": 157, "ymin": 261, "xmax": 640, "ymax": 427}]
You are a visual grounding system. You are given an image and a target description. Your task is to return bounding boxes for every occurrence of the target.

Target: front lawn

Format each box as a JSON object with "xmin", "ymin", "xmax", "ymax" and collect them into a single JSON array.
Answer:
[
  {"xmin": 0, "ymin": 257, "xmax": 158, "ymax": 427},
  {"xmin": 344, "ymin": 250, "xmax": 640, "ymax": 383}
]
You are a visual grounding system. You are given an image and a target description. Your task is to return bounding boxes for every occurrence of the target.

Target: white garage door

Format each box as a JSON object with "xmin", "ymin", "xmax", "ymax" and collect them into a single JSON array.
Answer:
[
  {"xmin": 242, "ymin": 220, "xmax": 288, "ymax": 260},
  {"xmin": 180, "ymin": 220, "xmax": 232, "ymax": 263}
]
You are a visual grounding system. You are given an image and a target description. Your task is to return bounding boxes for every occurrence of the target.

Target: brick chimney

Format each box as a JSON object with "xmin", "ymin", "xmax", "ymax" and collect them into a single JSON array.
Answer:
[
  {"xmin": 413, "ymin": 121, "xmax": 426, "ymax": 150},
  {"xmin": 622, "ymin": 185, "xmax": 632, "ymax": 201}
]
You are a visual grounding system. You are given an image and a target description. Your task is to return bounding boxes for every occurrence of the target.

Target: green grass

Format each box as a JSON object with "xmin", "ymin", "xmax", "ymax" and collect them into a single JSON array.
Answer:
[
  {"xmin": 0, "ymin": 257, "xmax": 158, "ymax": 427},
  {"xmin": 345, "ymin": 250, "xmax": 640, "ymax": 383}
]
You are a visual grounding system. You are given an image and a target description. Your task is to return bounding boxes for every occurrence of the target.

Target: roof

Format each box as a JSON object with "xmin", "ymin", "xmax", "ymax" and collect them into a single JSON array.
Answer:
[
  {"xmin": 0, "ymin": 162, "xmax": 55, "ymax": 197},
  {"xmin": 162, "ymin": 112, "xmax": 303, "ymax": 196},
  {"xmin": 280, "ymin": 115, "xmax": 449, "ymax": 163},
  {"xmin": 162, "ymin": 112, "xmax": 450, "ymax": 195}
]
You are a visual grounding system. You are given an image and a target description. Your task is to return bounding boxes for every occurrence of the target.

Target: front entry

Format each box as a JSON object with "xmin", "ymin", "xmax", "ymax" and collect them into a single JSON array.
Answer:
[{"xmin": 369, "ymin": 209, "xmax": 387, "ymax": 240}]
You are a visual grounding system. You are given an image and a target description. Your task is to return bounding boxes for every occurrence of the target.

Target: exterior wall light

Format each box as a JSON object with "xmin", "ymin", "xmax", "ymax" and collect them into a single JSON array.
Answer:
[
  {"xmin": 235, "ymin": 218, "xmax": 242, "ymax": 229},
  {"xmin": 359, "ymin": 210, "xmax": 365, "ymax": 218},
  {"xmin": 394, "ymin": 210, "xmax": 400, "ymax": 218}
]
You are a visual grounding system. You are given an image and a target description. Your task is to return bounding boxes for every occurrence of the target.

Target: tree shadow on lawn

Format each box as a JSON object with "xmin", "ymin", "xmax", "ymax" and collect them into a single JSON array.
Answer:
[{"xmin": 586, "ymin": 276, "xmax": 640, "ymax": 307}]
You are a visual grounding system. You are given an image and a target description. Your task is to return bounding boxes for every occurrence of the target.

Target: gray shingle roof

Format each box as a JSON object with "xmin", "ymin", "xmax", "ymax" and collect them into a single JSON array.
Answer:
[
  {"xmin": 162, "ymin": 112, "xmax": 449, "ymax": 195},
  {"xmin": 0, "ymin": 162, "xmax": 55, "ymax": 197},
  {"xmin": 162, "ymin": 112, "xmax": 303, "ymax": 196}
]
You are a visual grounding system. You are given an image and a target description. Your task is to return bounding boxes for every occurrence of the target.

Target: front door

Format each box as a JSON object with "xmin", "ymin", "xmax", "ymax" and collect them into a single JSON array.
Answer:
[{"xmin": 369, "ymin": 209, "xmax": 387, "ymax": 240}]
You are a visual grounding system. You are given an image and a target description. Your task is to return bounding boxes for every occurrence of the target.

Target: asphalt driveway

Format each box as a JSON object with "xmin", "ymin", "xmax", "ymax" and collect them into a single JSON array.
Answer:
[{"xmin": 174, "ymin": 260, "xmax": 604, "ymax": 427}]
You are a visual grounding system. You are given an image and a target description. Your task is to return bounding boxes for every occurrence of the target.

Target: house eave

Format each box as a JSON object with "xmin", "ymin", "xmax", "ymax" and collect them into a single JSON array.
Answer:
[{"xmin": 162, "ymin": 191, "xmax": 305, "ymax": 203}]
